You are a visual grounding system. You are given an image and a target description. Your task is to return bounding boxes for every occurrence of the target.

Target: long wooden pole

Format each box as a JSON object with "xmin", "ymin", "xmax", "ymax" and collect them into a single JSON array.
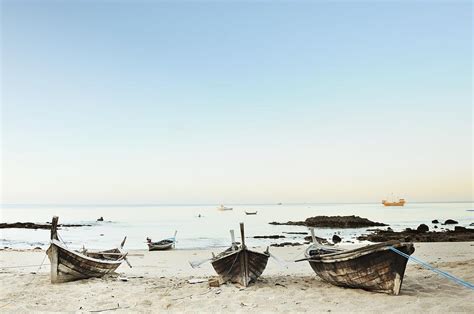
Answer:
[
  {"xmin": 50, "ymin": 216, "xmax": 59, "ymax": 283},
  {"xmin": 51, "ymin": 216, "xmax": 59, "ymax": 240},
  {"xmin": 239, "ymin": 223, "xmax": 245, "ymax": 249},
  {"xmin": 230, "ymin": 229, "xmax": 235, "ymax": 245}
]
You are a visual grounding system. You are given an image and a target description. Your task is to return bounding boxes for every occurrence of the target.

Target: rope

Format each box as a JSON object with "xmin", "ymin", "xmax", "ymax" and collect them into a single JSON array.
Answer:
[
  {"xmin": 0, "ymin": 263, "xmax": 50, "ymax": 269},
  {"xmin": 58, "ymin": 234, "xmax": 68, "ymax": 248},
  {"xmin": 0, "ymin": 253, "xmax": 48, "ymax": 309},
  {"xmin": 389, "ymin": 247, "xmax": 474, "ymax": 290}
]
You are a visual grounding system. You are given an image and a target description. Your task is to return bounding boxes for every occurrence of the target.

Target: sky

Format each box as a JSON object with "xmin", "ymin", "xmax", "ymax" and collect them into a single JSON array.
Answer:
[{"xmin": 1, "ymin": 0, "xmax": 472, "ymax": 204}]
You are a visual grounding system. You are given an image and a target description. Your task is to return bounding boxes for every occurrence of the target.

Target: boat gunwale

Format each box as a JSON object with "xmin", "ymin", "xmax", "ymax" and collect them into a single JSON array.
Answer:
[
  {"xmin": 51, "ymin": 239, "xmax": 125, "ymax": 265},
  {"xmin": 212, "ymin": 247, "xmax": 270, "ymax": 263},
  {"xmin": 305, "ymin": 241, "xmax": 412, "ymax": 263}
]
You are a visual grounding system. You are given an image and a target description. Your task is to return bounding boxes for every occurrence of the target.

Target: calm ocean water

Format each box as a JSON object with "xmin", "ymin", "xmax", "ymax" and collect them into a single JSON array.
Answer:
[{"xmin": 1, "ymin": 202, "xmax": 472, "ymax": 250}]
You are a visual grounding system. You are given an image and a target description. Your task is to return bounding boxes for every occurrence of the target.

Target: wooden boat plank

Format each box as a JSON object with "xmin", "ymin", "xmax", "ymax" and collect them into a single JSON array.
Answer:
[
  {"xmin": 305, "ymin": 241, "xmax": 413, "ymax": 294},
  {"xmin": 47, "ymin": 216, "xmax": 126, "ymax": 283},
  {"xmin": 211, "ymin": 224, "xmax": 269, "ymax": 287}
]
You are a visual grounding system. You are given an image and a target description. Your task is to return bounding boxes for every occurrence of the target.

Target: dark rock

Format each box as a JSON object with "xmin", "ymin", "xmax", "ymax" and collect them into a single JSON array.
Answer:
[
  {"xmin": 454, "ymin": 226, "xmax": 472, "ymax": 233},
  {"xmin": 444, "ymin": 219, "xmax": 458, "ymax": 225},
  {"xmin": 434, "ymin": 225, "xmax": 438, "ymax": 229},
  {"xmin": 417, "ymin": 224, "xmax": 429, "ymax": 233},
  {"xmin": 253, "ymin": 235, "xmax": 285, "ymax": 239},
  {"xmin": 270, "ymin": 242, "xmax": 304, "ymax": 247},
  {"xmin": 304, "ymin": 235, "xmax": 329, "ymax": 244},
  {"xmin": 357, "ymin": 227, "xmax": 474, "ymax": 242},
  {"xmin": 97, "ymin": 217, "xmax": 104, "ymax": 222},
  {"xmin": 270, "ymin": 215, "xmax": 387, "ymax": 228},
  {"xmin": 0, "ymin": 222, "xmax": 91, "ymax": 229},
  {"xmin": 469, "ymin": 223, "xmax": 474, "ymax": 227},
  {"xmin": 432, "ymin": 220, "xmax": 439, "ymax": 224},
  {"xmin": 332, "ymin": 235, "xmax": 342, "ymax": 243},
  {"xmin": 282, "ymin": 232, "xmax": 308, "ymax": 235},
  {"xmin": 387, "ymin": 227, "xmax": 393, "ymax": 232}
]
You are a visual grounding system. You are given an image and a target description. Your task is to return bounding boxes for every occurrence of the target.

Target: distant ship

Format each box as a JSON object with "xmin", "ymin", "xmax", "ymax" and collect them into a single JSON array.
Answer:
[{"xmin": 382, "ymin": 198, "xmax": 406, "ymax": 206}]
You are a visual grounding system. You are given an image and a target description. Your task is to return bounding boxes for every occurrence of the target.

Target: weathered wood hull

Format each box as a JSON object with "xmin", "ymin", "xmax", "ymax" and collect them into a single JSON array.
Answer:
[
  {"xmin": 211, "ymin": 248, "xmax": 269, "ymax": 287},
  {"xmin": 148, "ymin": 241, "xmax": 174, "ymax": 251},
  {"xmin": 305, "ymin": 241, "xmax": 414, "ymax": 295},
  {"xmin": 47, "ymin": 240, "xmax": 124, "ymax": 283}
]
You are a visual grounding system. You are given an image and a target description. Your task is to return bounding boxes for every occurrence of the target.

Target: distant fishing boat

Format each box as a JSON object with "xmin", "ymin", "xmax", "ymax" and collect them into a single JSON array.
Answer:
[
  {"xmin": 245, "ymin": 211, "xmax": 257, "ymax": 215},
  {"xmin": 147, "ymin": 231, "xmax": 177, "ymax": 251},
  {"xmin": 47, "ymin": 216, "xmax": 129, "ymax": 283},
  {"xmin": 217, "ymin": 204, "xmax": 233, "ymax": 211},
  {"xmin": 298, "ymin": 229, "xmax": 414, "ymax": 295},
  {"xmin": 211, "ymin": 223, "xmax": 269, "ymax": 287},
  {"xmin": 382, "ymin": 199, "xmax": 406, "ymax": 206},
  {"xmin": 382, "ymin": 194, "xmax": 406, "ymax": 206}
]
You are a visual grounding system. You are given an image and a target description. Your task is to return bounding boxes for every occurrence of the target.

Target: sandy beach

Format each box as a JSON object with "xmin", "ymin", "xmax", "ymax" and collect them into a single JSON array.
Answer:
[{"xmin": 0, "ymin": 242, "xmax": 473, "ymax": 313}]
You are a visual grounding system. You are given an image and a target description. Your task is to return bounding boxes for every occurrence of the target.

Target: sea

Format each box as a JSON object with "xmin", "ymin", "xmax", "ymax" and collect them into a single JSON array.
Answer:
[{"xmin": 1, "ymin": 202, "xmax": 472, "ymax": 250}]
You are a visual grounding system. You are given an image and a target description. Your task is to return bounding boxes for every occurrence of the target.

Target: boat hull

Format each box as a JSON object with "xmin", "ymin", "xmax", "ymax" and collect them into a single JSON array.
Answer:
[
  {"xmin": 148, "ymin": 242, "xmax": 174, "ymax": 251},
  {"xmin": 47, "ymin": 240, "xmax": 124, "ymax": 283},
  {"xmin": 211, "ymin": 248, "xmax": 269, "ymax": 287},
  {"xmin": 306, "ymin": 241, "xmax": 414, "ymax": 295}
]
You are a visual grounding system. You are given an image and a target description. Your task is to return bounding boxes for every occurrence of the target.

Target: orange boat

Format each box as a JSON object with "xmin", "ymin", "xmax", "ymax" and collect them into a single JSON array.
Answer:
[{"xmin": 382, "ymin": 198, "xmax": 406, "ymax": 206}]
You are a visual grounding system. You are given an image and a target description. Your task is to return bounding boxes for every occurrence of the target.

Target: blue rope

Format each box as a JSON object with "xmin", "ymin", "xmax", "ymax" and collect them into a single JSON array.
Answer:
[{"xmin": 389, "ymin": 246, "xmax": 474, "ymax": 290}]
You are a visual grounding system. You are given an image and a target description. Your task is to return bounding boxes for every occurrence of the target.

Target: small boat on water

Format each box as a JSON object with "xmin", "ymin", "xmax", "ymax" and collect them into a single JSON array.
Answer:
[
  {"xmin": 245, "ymin": 211, "xmax": 257, "ymax": 215},
  {"xmin": 47, "ymin": 216, "xmax": 129, "ymax": 283},
  {"xmin": 146, "ymin": 231, "xmax": 177, "ymax": 251},
  {"xmin": 217, "ymin": 204, "xmax": 233, "ymax": 211},
  {"xmin": 298, "ymin": 229, "xmax": 414, "ymax": 295},
  {"xmin": 211, "ymin": 223, "xmax": 269, "ymax": 287}
]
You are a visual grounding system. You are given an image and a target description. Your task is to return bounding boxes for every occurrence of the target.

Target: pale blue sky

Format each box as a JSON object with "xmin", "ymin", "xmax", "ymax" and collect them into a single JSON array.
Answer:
[{"xmin": 1, "ymin": 0, "xmax": 472, "ymax": 203}]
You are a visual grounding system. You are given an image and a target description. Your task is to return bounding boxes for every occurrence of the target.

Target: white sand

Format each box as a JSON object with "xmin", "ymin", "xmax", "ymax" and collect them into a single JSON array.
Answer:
[{"xmin": 0, "ymin": 242, "xmax": 473, "ymax": 312}]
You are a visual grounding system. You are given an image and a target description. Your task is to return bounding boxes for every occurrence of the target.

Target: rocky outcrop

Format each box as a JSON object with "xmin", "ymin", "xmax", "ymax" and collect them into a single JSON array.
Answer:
[
  {"xmin": 269, "ymin": 215, "xmax": 387, "ymax": 228},
  {"xmin": 357, "ymin": 227, "xmax": 474, "ymax": 242},
  {"xmin": 270, "ymin": 242, "xmax": 306, "ymax": 247},
  {"xmin": 0, "ymin": 222, "xmax": 91, "ymax": 229},
  {"xmin": 253, "ymin": 235, "xmax": 285, "ymax": 239}
]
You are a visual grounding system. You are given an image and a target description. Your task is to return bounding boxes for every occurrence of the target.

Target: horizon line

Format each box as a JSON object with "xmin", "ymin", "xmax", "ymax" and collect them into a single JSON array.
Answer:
[{"xmin": 1, "ymin": 200, "xmax": 473, "ymax": 207}]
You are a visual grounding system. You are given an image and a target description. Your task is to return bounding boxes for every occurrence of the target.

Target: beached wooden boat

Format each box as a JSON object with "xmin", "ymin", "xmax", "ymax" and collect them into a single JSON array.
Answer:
[
  {"xmin": 300, "ymin": 233, "xmax": 414, "ymax": 295},
  {"xmin": 46, "ymin": 216, "xmax": 128, "ymax": 283},
  {"xmin": 245, "ymin": 211, "xmax": 257, "ymax": 215},
  {"xmin": 147, "ymin": 231, "xmax": 177, "ymax": 251},
  {"xmin": 211, "ymin": 223, "xmax": 269, "ymax": 287}
]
